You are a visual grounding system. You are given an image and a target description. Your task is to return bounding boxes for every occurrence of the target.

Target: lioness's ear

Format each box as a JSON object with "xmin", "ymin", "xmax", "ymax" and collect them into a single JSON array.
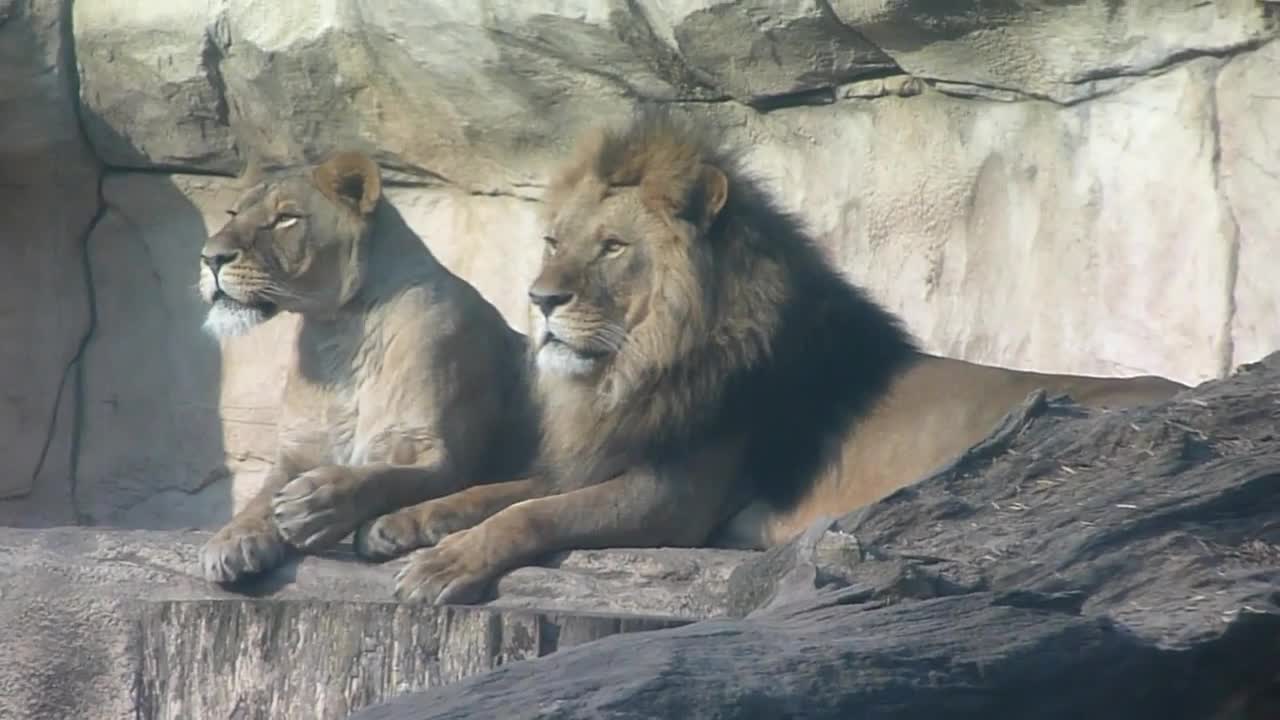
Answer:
[
  {"xmin": 236, "ymin": 152, "xmax": 266, "ymax": 190},
  {"xmin": 695, "ymin": 164, "xmax": 729, "ymax": 224},
  {"xmin": 314, "ymin": 151, "xmax": 383, "ymax": 215}
]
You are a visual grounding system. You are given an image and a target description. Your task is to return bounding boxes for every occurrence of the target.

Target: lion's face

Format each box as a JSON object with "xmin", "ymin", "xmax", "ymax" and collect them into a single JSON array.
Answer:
[
  {"xmin": 529, "ymin": 181, "xmax": 689, "ymax": 380},
  {"xmin": 529, "ymin": 137, "xmax": 731, "ymax": 388},
  {"xmin": 198, "ymin": 152, "xmax": 382, "ymax": 338}
]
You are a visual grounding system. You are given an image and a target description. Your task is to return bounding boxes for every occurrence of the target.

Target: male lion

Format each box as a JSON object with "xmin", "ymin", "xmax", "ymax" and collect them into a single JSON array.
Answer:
[
  {"xmin": 391, "ymin": 109, "xmax": 1187, "ymax": 604},
  {"xmin": 197, "ymin": 151, "xmax": 538, "ymax": 584}
]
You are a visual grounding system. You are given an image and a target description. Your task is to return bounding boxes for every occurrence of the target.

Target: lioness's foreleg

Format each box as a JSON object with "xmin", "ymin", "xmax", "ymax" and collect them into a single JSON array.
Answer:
[
  {"xmin": 353, "ymin": 476, "xmax": 551, "ymax": 561},
  {"xmin": 394, "ymin": 461, "xmax": 735, "ymax": 605},
  {"xmin": 200, "ymin": 462, "xmax": 297, "ymax": 584},
  {"xmin": 271, "ymin": 456, "xmax": 464, "ymax": 551}
]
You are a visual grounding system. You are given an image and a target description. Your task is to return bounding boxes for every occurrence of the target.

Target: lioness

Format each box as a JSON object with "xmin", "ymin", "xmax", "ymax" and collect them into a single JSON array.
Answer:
[
  {"xmin": 197, "ymin": 151, "xmax": 538, "ymax": 584},
  {"xmin": 391, "ymin": 109, "xmax": 1187, "ymax": 604}
]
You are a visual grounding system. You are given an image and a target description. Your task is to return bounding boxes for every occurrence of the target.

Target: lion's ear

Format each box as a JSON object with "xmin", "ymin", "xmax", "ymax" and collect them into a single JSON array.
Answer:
[
  {"xmin": 694, "ymin": 164, "xmax": 729, "ymax": 225},
  {"xmin": 314, "ymin": 151, "xmax": 383, "ymax": 215}
]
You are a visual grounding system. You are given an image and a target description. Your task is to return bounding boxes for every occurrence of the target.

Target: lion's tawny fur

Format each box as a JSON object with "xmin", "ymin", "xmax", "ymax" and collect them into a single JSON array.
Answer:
[
  {"xmin": 532, "ymin": 107, "xmax": 1187, "ymax": 546},
  {"xmin": 196, "ymin": 151, "xmax": 538, "ymax": 585},
  {"xmin": 376, "ymin": 108, "xmax": 1189, "ymax": 605}
]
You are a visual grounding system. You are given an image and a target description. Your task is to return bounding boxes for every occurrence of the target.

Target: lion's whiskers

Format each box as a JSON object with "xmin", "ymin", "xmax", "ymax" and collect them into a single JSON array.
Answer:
[
  {"xmin": 592, "ymin": 323, "xmax": 629, "ymax": 353},
  {"xmin": 261, "ymin": 283, "xmax": 314, "ymax": 304}
]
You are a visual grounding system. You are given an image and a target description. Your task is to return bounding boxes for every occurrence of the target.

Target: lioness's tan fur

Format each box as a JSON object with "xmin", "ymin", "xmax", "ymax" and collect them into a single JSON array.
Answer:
[
  {"xmin": 391, "ymin": 109, "xmax": 1187, "ymax": 605},
  {"xmin": 197, "ymin": 151, "xmax": 537, "ymax": 584}
]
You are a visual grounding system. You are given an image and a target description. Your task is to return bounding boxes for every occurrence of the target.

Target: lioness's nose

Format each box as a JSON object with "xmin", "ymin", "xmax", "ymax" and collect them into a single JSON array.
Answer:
[
  {"xmin": 201, "ymin": 249, "xmax": 240, "ymax": 272},
  {"xmin": 529, "ymin": 289, "xmax": 574, "ymax": 316}
]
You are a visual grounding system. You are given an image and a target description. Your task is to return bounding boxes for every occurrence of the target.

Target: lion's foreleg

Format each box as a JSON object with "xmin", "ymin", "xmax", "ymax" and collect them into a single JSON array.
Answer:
[
  {"xmin": 353, "ymin": 476, "xmax": 553, "ymax": 560},
  {"xmin": 393, "ymin": 457, "xmax": 736, "ymax": 604}
]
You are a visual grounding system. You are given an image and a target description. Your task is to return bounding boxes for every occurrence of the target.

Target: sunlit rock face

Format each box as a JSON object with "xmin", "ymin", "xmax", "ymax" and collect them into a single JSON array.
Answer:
[{"xmin": 2, "ymin": 0, "xmax": 1276, "ymax": 527}]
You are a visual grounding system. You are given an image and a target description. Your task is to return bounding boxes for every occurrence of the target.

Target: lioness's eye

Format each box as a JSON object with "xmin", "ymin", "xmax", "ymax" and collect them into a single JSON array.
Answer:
[
  {"xmin": 225, "ymin": 210, "xmax": 238, "ymax": 217},
  {"xmin": 543, "ymin": 236, "xmax": 558, "ymax": 255},
  {"xmin": 602, "ymin": 237, "xmax": 628, "ymax": 256},
  {"xmin": 272, "ymin": 215, "xmax": 301, "ymax": 229}
]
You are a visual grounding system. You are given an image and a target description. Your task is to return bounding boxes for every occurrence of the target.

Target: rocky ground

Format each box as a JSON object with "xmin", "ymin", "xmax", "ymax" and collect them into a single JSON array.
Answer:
[{"xmin": 4, "ymin": 354, "xmax": 1276, "ymax": 719}]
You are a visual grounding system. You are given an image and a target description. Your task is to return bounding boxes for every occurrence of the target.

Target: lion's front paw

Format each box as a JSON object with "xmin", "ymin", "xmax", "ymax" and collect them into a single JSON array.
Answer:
[
  {"xmin": 394, "ymin": 530, "xmax": 494, "ymax": 605},
  {"xmin": 271, "ymin": 466, "xmax": 359, "ymax": 550},
  {"xmin": 199, "ymin": 521, "xmax": 287, "ymax": 584},
  {"xmin": 353, "ymin": 511, "xmax": 424, "ymax": 561},
  {"xmin": 353, "ymin": 501, "xmax": 465, "ymax": 561}
]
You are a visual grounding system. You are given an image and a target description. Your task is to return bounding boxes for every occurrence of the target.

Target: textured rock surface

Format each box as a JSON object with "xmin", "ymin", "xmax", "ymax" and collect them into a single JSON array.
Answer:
[
  {"xmin": 1217, "ymin": 38, "xmax": 1280, "ymax": 372},
  {"xmin": 70, "ymin": 0, "xmax": 1278, "ymax": 172},
  {"xmin": 3, "ymin": 0, "xmax": 1280, "ymax": 556},
  {"xmin": 830, "ymin": 0, "xmax": 1273, "ymax": 103},
  {"xmin": 0, "ymin": 0, "xmax": 99, "ymax": 521},
  {"xmin": 353, "ymin": 351, "xmax": 1280, "ymax": 720},
  {"xmin": 0, "ymin": 526, "xmax": 744, "ymax": 719}
]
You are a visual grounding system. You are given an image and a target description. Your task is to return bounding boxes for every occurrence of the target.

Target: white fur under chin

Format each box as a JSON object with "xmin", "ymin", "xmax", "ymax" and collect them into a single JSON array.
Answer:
[
  {"xmin": 203, "ymin": 300, "xmax": 270, "ymax": 339},
  {"xmin": 536, "ymin": 342, "xmax": 600, "ymax": 378}
]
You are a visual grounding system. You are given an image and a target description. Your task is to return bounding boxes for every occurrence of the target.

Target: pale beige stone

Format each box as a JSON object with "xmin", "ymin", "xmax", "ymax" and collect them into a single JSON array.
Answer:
[
  {"xmin": 72, "ymin": 0, "xmax": 650, "ymax": 186},
  {"xmin": 728, "ymin": 60, "xmax": 1236, "ymax": 384},
  {"xmin": 0, "ymin": 0, "xmax": 99, "ymax": 519},
  {"xmin": 78, "ymin": 174, "xmax": 239, "ymax": 527},
  {"xmin": 1217, "ymin": 40, "xmax": 1280, "ymax": 369},
  {"xmin": 6, "ymin": 0, "xmax": 1278, "ymax": 530},
  {"xmin": 830, "ymin": 0, "xmax": 1271, "ymax": 102}
]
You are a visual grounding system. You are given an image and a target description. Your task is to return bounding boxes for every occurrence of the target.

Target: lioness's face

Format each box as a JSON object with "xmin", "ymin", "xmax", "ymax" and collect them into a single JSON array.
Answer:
[
  {"xmin": 529, "ymin": 183, "xmax": 685, "ymax": 379},
  {"xmin": 198, "ymin": 152, "xmax": 381, "ymax": 338}
]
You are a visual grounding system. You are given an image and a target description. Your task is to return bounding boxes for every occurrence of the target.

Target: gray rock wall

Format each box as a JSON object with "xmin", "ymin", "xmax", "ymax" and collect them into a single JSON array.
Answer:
[{"xmin": 1, "ymin": 0, "xmax": 1278, "ymax": 530}]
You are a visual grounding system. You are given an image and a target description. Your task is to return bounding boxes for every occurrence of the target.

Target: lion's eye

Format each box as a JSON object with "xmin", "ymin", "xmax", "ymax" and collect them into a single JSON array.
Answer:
[
  {"xmin": 543, "ymin": 236, "xmax": 559, "ymax": 256},
  {"xmin": 272, "ymin": 215, "xmax": 301, "ymax": 229},
  {"xmin": 225, "ymin": 210, "xmax": 238, "ymax": 217},
  {"xmin": 601, "ymin": 237, "xmax": 628, "ymax": 257}
]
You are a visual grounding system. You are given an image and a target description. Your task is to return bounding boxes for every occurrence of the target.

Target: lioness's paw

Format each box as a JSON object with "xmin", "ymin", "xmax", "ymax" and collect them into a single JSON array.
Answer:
[
  {"xmin": 394, "ymin": 531, "xmax": 492, "ymax": 605},
  {"xmin": 199, "ymin": 522, "xmax": 286, "ymax": 584},
  {"xmin": 271, "ymin": 466, "xmax": 357, "ymax": 550}
]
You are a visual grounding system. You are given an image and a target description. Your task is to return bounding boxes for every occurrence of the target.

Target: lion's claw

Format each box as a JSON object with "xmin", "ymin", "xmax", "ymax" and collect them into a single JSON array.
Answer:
[{"xmin": 393, "ymin": 532, "xmax": 491, "ymax": 605}]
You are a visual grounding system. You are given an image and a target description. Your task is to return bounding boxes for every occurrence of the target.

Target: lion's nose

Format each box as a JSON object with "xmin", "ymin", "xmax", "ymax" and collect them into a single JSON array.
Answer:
[
  {"xmin": 201, "ymin": 250, "xmax": 240, "ymax": 273},
  {"xmin": 529, "ymin": 289, "xmax": 574, "ymax": 316}
]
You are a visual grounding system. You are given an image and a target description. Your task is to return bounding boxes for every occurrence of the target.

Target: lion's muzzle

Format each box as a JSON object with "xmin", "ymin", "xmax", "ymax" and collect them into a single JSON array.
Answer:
[
  {"xmin": 529, "ymin": 288, "xmax": 574, "ymax": 317},
  {"xmin": 201, "ymin": 248, "xmax": 240, "ymax": 275}
]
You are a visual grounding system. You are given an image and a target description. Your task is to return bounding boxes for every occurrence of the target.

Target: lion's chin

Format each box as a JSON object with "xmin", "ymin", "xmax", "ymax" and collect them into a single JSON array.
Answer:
[
  {"xmin": 535, "ymin": 339, "xmax": 605, "ymax": 378},
  {"xmin": 203, "ymin": 295, "xmax": 277, "ymax": 339}
]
